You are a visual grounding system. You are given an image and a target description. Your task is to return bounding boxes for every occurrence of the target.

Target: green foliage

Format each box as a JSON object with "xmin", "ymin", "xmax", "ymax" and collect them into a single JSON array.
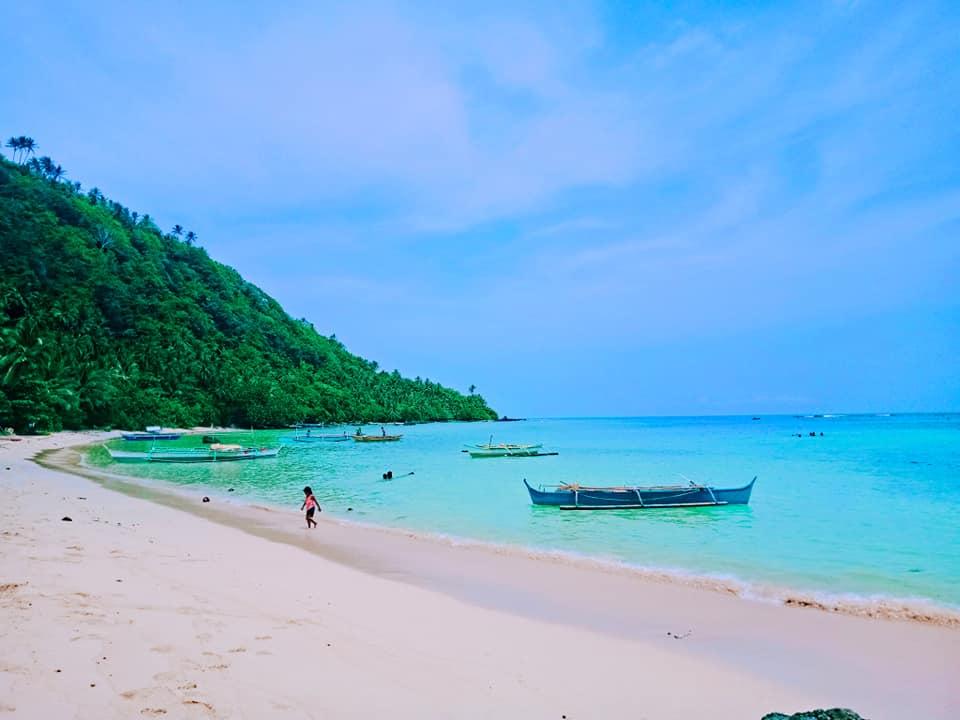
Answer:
[{"xmin": 0, "ymin": 156, "xmax": 497, "ymax": 432}]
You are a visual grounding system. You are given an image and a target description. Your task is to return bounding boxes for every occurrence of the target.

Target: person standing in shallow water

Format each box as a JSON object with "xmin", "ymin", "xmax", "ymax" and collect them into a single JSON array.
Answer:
[{"xmin": 301, "ymin": 486, "xmax": 320, "ymax": 528}]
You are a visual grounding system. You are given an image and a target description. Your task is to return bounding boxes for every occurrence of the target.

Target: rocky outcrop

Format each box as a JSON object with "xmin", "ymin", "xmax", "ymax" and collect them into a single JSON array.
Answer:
[{"xmin": 763, "ymin": 710, "xmax": 866, "ymax": 720}]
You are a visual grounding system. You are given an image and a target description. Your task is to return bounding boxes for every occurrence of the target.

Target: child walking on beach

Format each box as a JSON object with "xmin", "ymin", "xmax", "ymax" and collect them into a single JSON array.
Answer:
[{"xmin": 301, "ymin": 486, "xmax": 321, "ymax": 528}]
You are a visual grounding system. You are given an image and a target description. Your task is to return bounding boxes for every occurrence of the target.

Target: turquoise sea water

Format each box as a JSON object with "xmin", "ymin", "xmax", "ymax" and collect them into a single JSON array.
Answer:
[{"xmin": 92, "ymin": 414, "xmax": 960, "ymax": 608}]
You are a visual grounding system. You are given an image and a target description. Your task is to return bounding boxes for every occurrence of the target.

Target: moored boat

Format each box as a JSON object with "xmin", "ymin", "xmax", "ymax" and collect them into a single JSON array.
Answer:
[
  {"xmin": 466, "ymin": 442, "xmax": 543, "ymax": 451},
  {"xmin": 353, "ymin": 434, "xmax": 402, "ymax": 442},
  {"xmin": 524, "ymin": 477, "xmax": 756, "ymax": 509},
  {"xmin": 290, "ymin": 433, "xmax": 351, "ymax": 443},
  {"xmin": 469, "ymin": 448, "xmax": 557, "ymax": 458},
  {"xmin": 105, "ymin": 444, "xmax": 280, "ymax": 463},
  {"xmin": 122, "ymin": 426, "xmax": 182, "ymax": 441}
]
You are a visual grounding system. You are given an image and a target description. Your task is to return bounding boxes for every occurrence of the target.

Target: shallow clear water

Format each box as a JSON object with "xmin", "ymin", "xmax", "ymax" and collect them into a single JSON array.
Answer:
[{"xmin": 93, "ymin": 414, "xmax": 960, "ymax": 607}]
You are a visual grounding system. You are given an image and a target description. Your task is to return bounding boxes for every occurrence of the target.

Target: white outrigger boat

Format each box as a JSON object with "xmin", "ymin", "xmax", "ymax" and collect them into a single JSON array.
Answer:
[{"xmin": 104, "ymin": 443, "xmax": 280, "ymax": 463}]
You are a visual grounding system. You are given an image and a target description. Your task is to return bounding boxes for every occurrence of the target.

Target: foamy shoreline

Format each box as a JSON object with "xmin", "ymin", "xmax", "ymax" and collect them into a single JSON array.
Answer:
[
  {"xmin": 3, "ymin": 432, "xmax": 959, "ymax": 718},
  {"xmin": 67, "ymin": 438, "xmax": 960, "ymax": 630}
]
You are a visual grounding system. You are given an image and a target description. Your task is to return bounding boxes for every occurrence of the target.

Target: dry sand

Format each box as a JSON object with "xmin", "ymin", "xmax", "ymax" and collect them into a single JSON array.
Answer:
[{"xmin": 1, "ymin": 433, "xmax": 957, "ymax": 719}]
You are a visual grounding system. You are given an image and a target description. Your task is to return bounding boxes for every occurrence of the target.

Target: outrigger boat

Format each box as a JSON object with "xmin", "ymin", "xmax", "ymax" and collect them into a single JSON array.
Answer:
[
  {"xmin": 121, "ymin": 426, "xmax": 181, "ymax": 441},
  {"xmin": 105, "ymin": 444, "xmax": 280, "ymax": 463},
  {"xmin": 469, "ymin": 447, "xmax": 557, "ymax": 458},
  {"xmin": 524, "ymin": 477, "xmax": 756, "ymax": 509},
  {"xmin": 465, "ymin": 442, "xmax": 543, "ymax": 451},
  {"xmin": 353, "ymin": 434, "xmax": 402, "ymax": 443},
  {"xmin": 291, "ymin": 433, "xmax": 351, "ymax": 443}
]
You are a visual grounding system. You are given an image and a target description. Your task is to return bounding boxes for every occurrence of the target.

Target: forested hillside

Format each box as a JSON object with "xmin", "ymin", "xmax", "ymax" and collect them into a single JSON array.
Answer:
[{"xmin": 0, "ymin": 146, "xmax": 496, "ymax": 432}]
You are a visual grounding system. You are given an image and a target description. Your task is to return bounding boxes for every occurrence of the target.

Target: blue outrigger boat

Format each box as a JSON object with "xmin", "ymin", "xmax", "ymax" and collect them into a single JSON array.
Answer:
[
  {"xmin": 524, "ymin": 477, "xmax": 756, "ymax": 510},
  {"xmin": 121, "ymin": 426, "xmax": 181, "ymax": 441}
]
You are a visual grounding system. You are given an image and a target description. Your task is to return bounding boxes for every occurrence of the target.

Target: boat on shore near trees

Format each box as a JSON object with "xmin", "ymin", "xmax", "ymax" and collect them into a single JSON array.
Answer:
[
  {"xmin": 524, "ymin": 477, "xmax": 756, "ymax": 509},
  {"xmin": 105, "ymin": 444, "xmax": 280, "ymax": 463},
  {"xmin": 469, "ymin": 448, "xmax": 557, "ymax": 458},
  {"xmin": 121, "ymin": 426, "xmax": 181, "ymax": 441}
]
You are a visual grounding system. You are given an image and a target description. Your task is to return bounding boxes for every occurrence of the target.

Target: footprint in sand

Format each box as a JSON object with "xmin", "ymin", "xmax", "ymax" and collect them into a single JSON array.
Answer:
[
  {"xmin": 140, "ymin": 709, "xmax": 167, "ymax": 716},
  {"xmin": 150, "ymin": 645, "xmax": 174, "ymax": 654},
  {"xmin": 178, "ymin": 682, "xmax": 198, "ymax": 690},
  {"xmin": 254, "ymin": 635, "xmax": 272, "ymax": 641},
  {"xmin": 227, "ymin": 647, "xmax": 246, "ymax": 654},
  {"xmin": 183, "ymin": 699, "xmax": 215, "ymax": 712}
]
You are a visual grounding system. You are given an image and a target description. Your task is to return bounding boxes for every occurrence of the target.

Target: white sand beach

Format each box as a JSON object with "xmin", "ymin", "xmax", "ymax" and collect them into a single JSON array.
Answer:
[{"xmin": 1, "ymin": 433, "xmax": 957, "ymax": 719}]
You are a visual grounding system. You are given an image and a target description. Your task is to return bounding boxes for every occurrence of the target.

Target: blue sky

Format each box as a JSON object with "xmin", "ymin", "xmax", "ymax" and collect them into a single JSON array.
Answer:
[{"xmin": 3, "ymin": 1, "xmax": 958, "ymax": 415}]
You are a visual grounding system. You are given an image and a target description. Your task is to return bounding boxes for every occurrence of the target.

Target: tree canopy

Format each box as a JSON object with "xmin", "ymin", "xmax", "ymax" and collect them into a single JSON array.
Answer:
[{"xmin": 0, "ymin": 153, "xmax": 497, "ymax": 432}]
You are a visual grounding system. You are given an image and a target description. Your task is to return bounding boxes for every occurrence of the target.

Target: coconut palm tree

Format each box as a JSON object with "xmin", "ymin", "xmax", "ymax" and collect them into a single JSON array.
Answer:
[
  {"xmin": 185, "ymin": 231, "xmax": 197, "ymax": 245},
  {"xmin": 4, "ymin": 136, "xmax": 37, "ymax": 164},
  {"xmin": 4, "ymin": 137, "xmax": 20, "ymax": 162},
  {"xmin": 37, "ymin": 156, "xmax": 55, "ymax": 178},
  {"xmin": 21, "ymin": 137, "xmax": 36, "ymax": 163},
  {"xmin": 172, "ymin": 224, "xmax": 184, "ymax": 237}
]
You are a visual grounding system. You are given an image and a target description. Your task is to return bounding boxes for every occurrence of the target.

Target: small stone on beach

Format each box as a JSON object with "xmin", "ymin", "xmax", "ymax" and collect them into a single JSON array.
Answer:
[
  {"xmin": 202, "ymin": 496, "xmax": 210, "ymax": 503},
  {"xmin": 228, "ymin": 488, "xmax": 234, "ymax": 492},
  {"xmin": 61, "ymin": 516, "xmax": 72, "ymax": 522}
]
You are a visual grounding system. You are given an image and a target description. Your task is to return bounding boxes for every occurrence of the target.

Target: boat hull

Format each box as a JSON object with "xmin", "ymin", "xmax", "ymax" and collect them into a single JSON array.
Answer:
[
  {"xmin": 122, "ymin": 433, "xmax": 182, "ymax": 441},
  {"xmin": 469, "ymin": 450, "xmax": 558, "ymax": 458},
  {"xmin": 353, "ymin": 435, "xmax": 402, "ymax": 442},
  {"xmin": 524, "ymin": 477, "xmax": 755, "ymax": 509}
]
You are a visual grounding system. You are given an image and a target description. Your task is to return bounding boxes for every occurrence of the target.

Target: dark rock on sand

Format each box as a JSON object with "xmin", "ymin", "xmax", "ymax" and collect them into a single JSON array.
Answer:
[
  {"xmin": 202, "ymin": 496, "xmax": 210, "ymax": 503},
  {"xmin": 61, "ymin": 516, "xmax": 72, "ymax": 522},
  {"xmin": 762, "ymin": 709, "xmax": 867, "ymax": 720}
]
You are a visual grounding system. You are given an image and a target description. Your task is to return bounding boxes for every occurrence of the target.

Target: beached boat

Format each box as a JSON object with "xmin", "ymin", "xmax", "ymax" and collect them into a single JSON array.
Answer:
[
  {"xmin": 121, "ymin": 426, "xmax": 181, "ymax": 441},
  {"xmin": 524, "ymin": 477, "xmax": 756, "ymax": 509},
  {"xmin": 353, "ymin": 434, "xmax": 402, "ymax": 442},
  {"xmin": 105, "ymin": 444, "xmax": 280, "ymax": 463},
  {"xmin": 469, "ymin": 448, "xmax": 557, "ymax": 458}
]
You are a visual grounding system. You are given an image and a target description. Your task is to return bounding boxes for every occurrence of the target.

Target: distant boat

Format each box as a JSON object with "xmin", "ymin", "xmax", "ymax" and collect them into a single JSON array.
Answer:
[
  {"xmin": 469, "ymin": 448, "xmax": 557, "ymax": 458},
  {"xmin": 121, "ymin": 426, "xmax": 181, "ymax": 441},
  {"xmin": 466, "ymin": 442, "xmax": 543, "ymax": 451},
  {"xmin": 353, "ymin": 434, "xmax": 402, "ymax": 443},
  {"xmin": 105, "ymin": 444, "xmax": 280, "ymax": 463},
  {"xmin": 524, "ymin": 477, "xmax": 756, "ymax": 509},
  {"xmin": 290, "ymin": 432, "xmax": 351, "ymax": 443}
]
